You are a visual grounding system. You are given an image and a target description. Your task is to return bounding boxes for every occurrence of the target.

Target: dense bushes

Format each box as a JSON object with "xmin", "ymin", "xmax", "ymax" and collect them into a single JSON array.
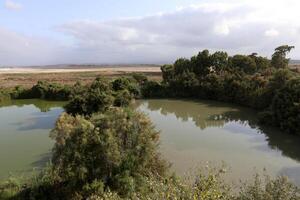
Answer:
[
  {"xmin": 48, "ymin": 108, "xmax": 168, "ymax": 198},
  {"xmin": 270, "ymin": 77, "xmax": 300, "ymax": 134},
  {"xmin": 65, "ymin": 77, "xmax": 140, "ymax": 116},
  {"xmin": 65, "ymin": 78, "xmax": 114, "ymax": 116},
  {"xmin": 141, "ymin": 46, "xmax": 300, "ymax": 134},
  {"xmin": 10, "ymin": 81, "xmax": 71, "ymax": 101}
]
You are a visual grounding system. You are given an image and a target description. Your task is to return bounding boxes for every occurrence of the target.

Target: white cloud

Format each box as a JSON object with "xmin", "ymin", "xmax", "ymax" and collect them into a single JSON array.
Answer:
[
  {"xmin": 5, "ymin": 0, "xmax": 22, "ymax": 11},
  {"xmin": 1, "ymin": 0, "xmax": 300, "ymax": 65},
  {"xmin": 57, "ymin": 1, "xmax": 300, "ymax": 63},
  {"xmin": 265, "ymin": 29, "xmax": 279, "ymax": 37},
  {"xmin": 0, "ymin": 28, "xmax": 66, "ymax": 66}
]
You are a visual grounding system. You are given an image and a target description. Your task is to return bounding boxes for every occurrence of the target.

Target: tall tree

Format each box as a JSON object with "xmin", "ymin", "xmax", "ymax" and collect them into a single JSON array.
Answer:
[{"xmin": 271, "ymin": 45, "xmax": 295, "ymax": 68}]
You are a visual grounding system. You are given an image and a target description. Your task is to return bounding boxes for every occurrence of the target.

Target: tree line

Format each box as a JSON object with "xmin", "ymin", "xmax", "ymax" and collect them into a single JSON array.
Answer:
[{"xmin": 142, "ymin": 45, "xmax": 300, "ymax": 135}]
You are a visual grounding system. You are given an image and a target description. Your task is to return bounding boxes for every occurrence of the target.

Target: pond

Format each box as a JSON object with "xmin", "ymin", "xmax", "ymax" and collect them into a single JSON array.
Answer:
[
  {"xmin": 0, "ymin": 99, "xmax": 300, "ymax": 186},
  {"xmin": 136, "ymin": 99, "xmax": 300, "ymax": 185},
  {"xmin": 0, "ymin": 99, "xmax": 65, "ymax": 179}
]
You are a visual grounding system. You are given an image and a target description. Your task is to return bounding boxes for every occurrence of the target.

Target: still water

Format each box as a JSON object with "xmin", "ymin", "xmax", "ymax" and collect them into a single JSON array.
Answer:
[
  {"xmin": 136, "ymin": 99, "xmax": 300, "ymax": 185},
  {"xmin": 0, "ymin": 99, "xmax": 299, "ymax": 185},
  {"xmin": 0, "ymin": 99, "xmax": 65, "ymax": 179}
]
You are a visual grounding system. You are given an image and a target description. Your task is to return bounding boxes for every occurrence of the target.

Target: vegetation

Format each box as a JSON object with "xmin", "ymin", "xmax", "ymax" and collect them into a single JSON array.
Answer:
[
  {"xmin": 0, "ymin": 47, "xmax": 299, "ymax": 199},
  {"xmin": 65, "ymin": 77, "xmax": 139, "ymax": 116},
  {"xmin": 10, "ymin": 81, "xmax": 72, "ymax": 101},
  {"xmin": 141, "ymin": 45, "xmax": 300, "ymax": 135}
]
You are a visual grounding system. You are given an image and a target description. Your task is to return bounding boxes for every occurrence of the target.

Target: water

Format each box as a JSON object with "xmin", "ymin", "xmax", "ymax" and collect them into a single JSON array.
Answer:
[
  {"xmin": 136, "ymin": 99, "xmax": 300, "ymax": 185},
  {"xmin": 0, "ymin": 99, "xmax": 299, "ymax": 186},
  {"xmin": 0, "ymin": 99, "xmax": 65, "ymax": 179}
]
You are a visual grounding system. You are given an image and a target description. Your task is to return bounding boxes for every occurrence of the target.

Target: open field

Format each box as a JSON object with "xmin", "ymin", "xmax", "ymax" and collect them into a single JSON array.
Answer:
[
  {"xmin": 290, "ymin": 64, "xmax": 300, "ymax": 73},
  {"xmin": 0, "ymin": 65, "xmax": 162, "ymax": 88}
]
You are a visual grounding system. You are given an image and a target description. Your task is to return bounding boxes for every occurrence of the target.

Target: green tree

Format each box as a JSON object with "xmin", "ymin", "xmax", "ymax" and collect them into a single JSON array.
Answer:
[
  {"xmin": 191, "ymin": 50, "xmax": 212, "ymax": 76},
  {"xmin": 229, "ymin": 55, "xmax": 257, "ymax": 74},
  {"xmin": 211, "ymin": 51, "xmax": 228, "ymax": 72},
  {"xmin": 65, "ymin": 78, "xmax": 113, "ymax": 116},
  {"xmin": 271, "ymin": 77, "xmax": 300, "ymax": 134},
  {"xmin": 161, "ymin": 64, "xmax": 174, "ymax": 84},
  {"xmin": 271, "ymin": 45, "xmax": 295, "ymax": 68}
]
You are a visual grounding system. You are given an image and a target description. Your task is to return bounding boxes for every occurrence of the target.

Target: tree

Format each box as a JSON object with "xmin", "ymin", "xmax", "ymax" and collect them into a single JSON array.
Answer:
[
  {"xmin": 229, "ymin": 55, "xmax": 256, "ymax": 74},
  {"xmin": 211, "ymin": 51, "xmax": 228, "ymax": 72},
  {"xmin": 271, "ymin": 77, "xmax": 300, "ymax": 134},
  {"xmin": 161, "ymin": 65, "xmax": 174, "ymax": 84},
  {"xmin": 271, "ymin": 45, "xmax": 295, "ymax": 68},
  {"xmin": 191, "ymin": 50, "xmax": 212, "ymax": 76}
]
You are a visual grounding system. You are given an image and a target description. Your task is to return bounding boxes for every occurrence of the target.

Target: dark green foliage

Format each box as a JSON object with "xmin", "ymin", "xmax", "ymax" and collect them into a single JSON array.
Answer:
[
  {"xmin": 11, "ymin": 81, "xmax": 71, "ymax": 100},
  {"xmin": 211, "ymin": 51, "xmax": 228, "ymax": 72},
  {"xmin": 271, "ymin": 45, "xmax": 295, "ymax": 69},
  {"xmin": 229, "ymin": 55, "xmax": 257, "ymax": 74},
  {"xmin": 141, "ymin": 81, "xmax": 166, "ymax": 98},
  {"xmin": 65, "ymin": 77, "xmax": 140, "ymax": 116},
  {"xmin": 65, "ymin": 78, "xmax": 114, "ymax": 116},
  {"xmin": 143, "ymin": 46, "xmax": 299, "ymax": 134},
  {"xmin": 161, "ymin": 65, "xmax": 174, "ymax": 84},
  {"xmin": 191, "ymin": 50, "xmax": 212, "ymax": 76},
  {"xmin": 271, "ymin": 77, "xmax": 300, "ymax": 134},
  {"xmin": 111, "ymin": 77, "xmax": 140, "ymax": 97}
]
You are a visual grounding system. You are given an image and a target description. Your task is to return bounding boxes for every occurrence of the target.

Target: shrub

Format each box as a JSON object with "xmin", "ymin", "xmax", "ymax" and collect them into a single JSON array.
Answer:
[
  {"xmin": 48, "ymin": 108, "xmax": 168, "ymax": 198},
  {"xmin": 65, "ymin": 79, "xmax": 113, "ymax": 116}
]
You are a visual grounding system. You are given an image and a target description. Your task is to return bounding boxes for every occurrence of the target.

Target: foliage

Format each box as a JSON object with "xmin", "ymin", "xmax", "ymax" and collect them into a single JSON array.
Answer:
[
  {"xmin": 65, "ymin": 77, "xmax": 140, "ymax": 116},
  {"xmin": 130, "ymin": 73, "xmax": 148, "ymax": 84},
  {"xmin": 271, "ymin": 77, "xmax": 300, "ymax": 134},
  {"xmin": 236, "ymin": 174, "xmax": 300, "ymax": 200},
  {"xmin": 145, "ymin": 46, "xmax": 300, "ymax": 134},
  {"xmin": 65, "ymin": 78, "xmax": 114, "ymax": 116},
  {"xmin": 141, "ymin": 81, "xmax": 167, "ymax": 98},
  {"xmin": 10, "ymin": 81, "xmax": 71, "ymax": 100},
  {"xmin": 271, "ymin": 45, "xmax": 295, "ymax": 69}
]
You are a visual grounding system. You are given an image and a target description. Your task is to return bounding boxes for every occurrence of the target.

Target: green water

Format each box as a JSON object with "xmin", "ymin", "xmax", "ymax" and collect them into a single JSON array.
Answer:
[
  {"xmin": 0, "ymin": 99, "xmax": 299, "ymax": 186},
  {"xmin": 0, "ymin": 99, "xmax": 65, "ymax": 179},
  {"xmin": 136, "ymin": 99, "xmax": 300, "ymax": 185}
]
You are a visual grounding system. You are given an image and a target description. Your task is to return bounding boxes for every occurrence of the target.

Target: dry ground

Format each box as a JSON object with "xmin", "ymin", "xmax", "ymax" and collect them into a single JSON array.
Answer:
[{"xmin": 0, "ymin": 66, "xmax": 162, "ymax": 88}]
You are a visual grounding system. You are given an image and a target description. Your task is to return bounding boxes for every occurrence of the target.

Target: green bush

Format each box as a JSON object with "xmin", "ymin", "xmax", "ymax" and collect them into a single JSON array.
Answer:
[
  {"xmin": 46, "ymin": 108, "xmax": 168, "ymax": 198},
  {"xmin": 271, "ymin": 77, "xmax": 300, "ymax": 134},
  {"xmin": 11, "ymin": 81, "xmax": 71, "ymax": 100},
  {"xmin": 65, "ymin": 78, "xmax": 114, "ymax": 116}
]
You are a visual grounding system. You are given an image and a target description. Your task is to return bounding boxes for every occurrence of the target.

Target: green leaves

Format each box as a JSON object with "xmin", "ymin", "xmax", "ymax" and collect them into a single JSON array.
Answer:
[{"xmin": 50, "ymin": 108, "xmax": 168, "ymax": 197}]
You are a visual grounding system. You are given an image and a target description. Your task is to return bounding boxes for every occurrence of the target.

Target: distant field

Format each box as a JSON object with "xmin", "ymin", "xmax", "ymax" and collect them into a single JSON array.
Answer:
[
  {"xmin": 0, "ymin": 65, "xmax": 162, "ymax": 88},
  {"xmin": 289, "ymin": 64, "xmax": 300, "ymax": 73}
]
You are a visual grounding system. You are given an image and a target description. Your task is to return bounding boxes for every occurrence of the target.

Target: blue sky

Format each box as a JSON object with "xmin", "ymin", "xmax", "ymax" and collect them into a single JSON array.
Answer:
[{"xmin": 1, "ymin": 0, "xmax": 300, "ymax": 66}]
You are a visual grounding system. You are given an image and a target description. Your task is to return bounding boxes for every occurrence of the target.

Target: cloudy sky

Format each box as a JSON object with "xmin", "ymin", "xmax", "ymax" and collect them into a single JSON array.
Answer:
[{"xmin": 1, "ymin": 0, "xmax": 300, "ymax": 66}]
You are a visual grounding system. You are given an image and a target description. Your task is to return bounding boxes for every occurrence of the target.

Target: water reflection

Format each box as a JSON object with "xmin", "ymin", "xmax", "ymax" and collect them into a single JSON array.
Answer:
[
  {"xmin": 12, "ymin": 109, "xmax": 63, "ymax": 131},
  {"xmin": 0, "ymin": 99, "xmax": 65, "ymax": 179},
  {"xmin": 0, "ymin": 99, "xmax": 66, "ymax": 112},
  {"xmin": 136, "ymin": 99, "xmax": 300, "ymax": 162}
]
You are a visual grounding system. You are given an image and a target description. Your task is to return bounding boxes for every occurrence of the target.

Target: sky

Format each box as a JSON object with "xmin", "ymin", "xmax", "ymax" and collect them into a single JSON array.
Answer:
[{"xmin": 1, "ymin": 0, "xmax": 300, "ymax": 66}]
